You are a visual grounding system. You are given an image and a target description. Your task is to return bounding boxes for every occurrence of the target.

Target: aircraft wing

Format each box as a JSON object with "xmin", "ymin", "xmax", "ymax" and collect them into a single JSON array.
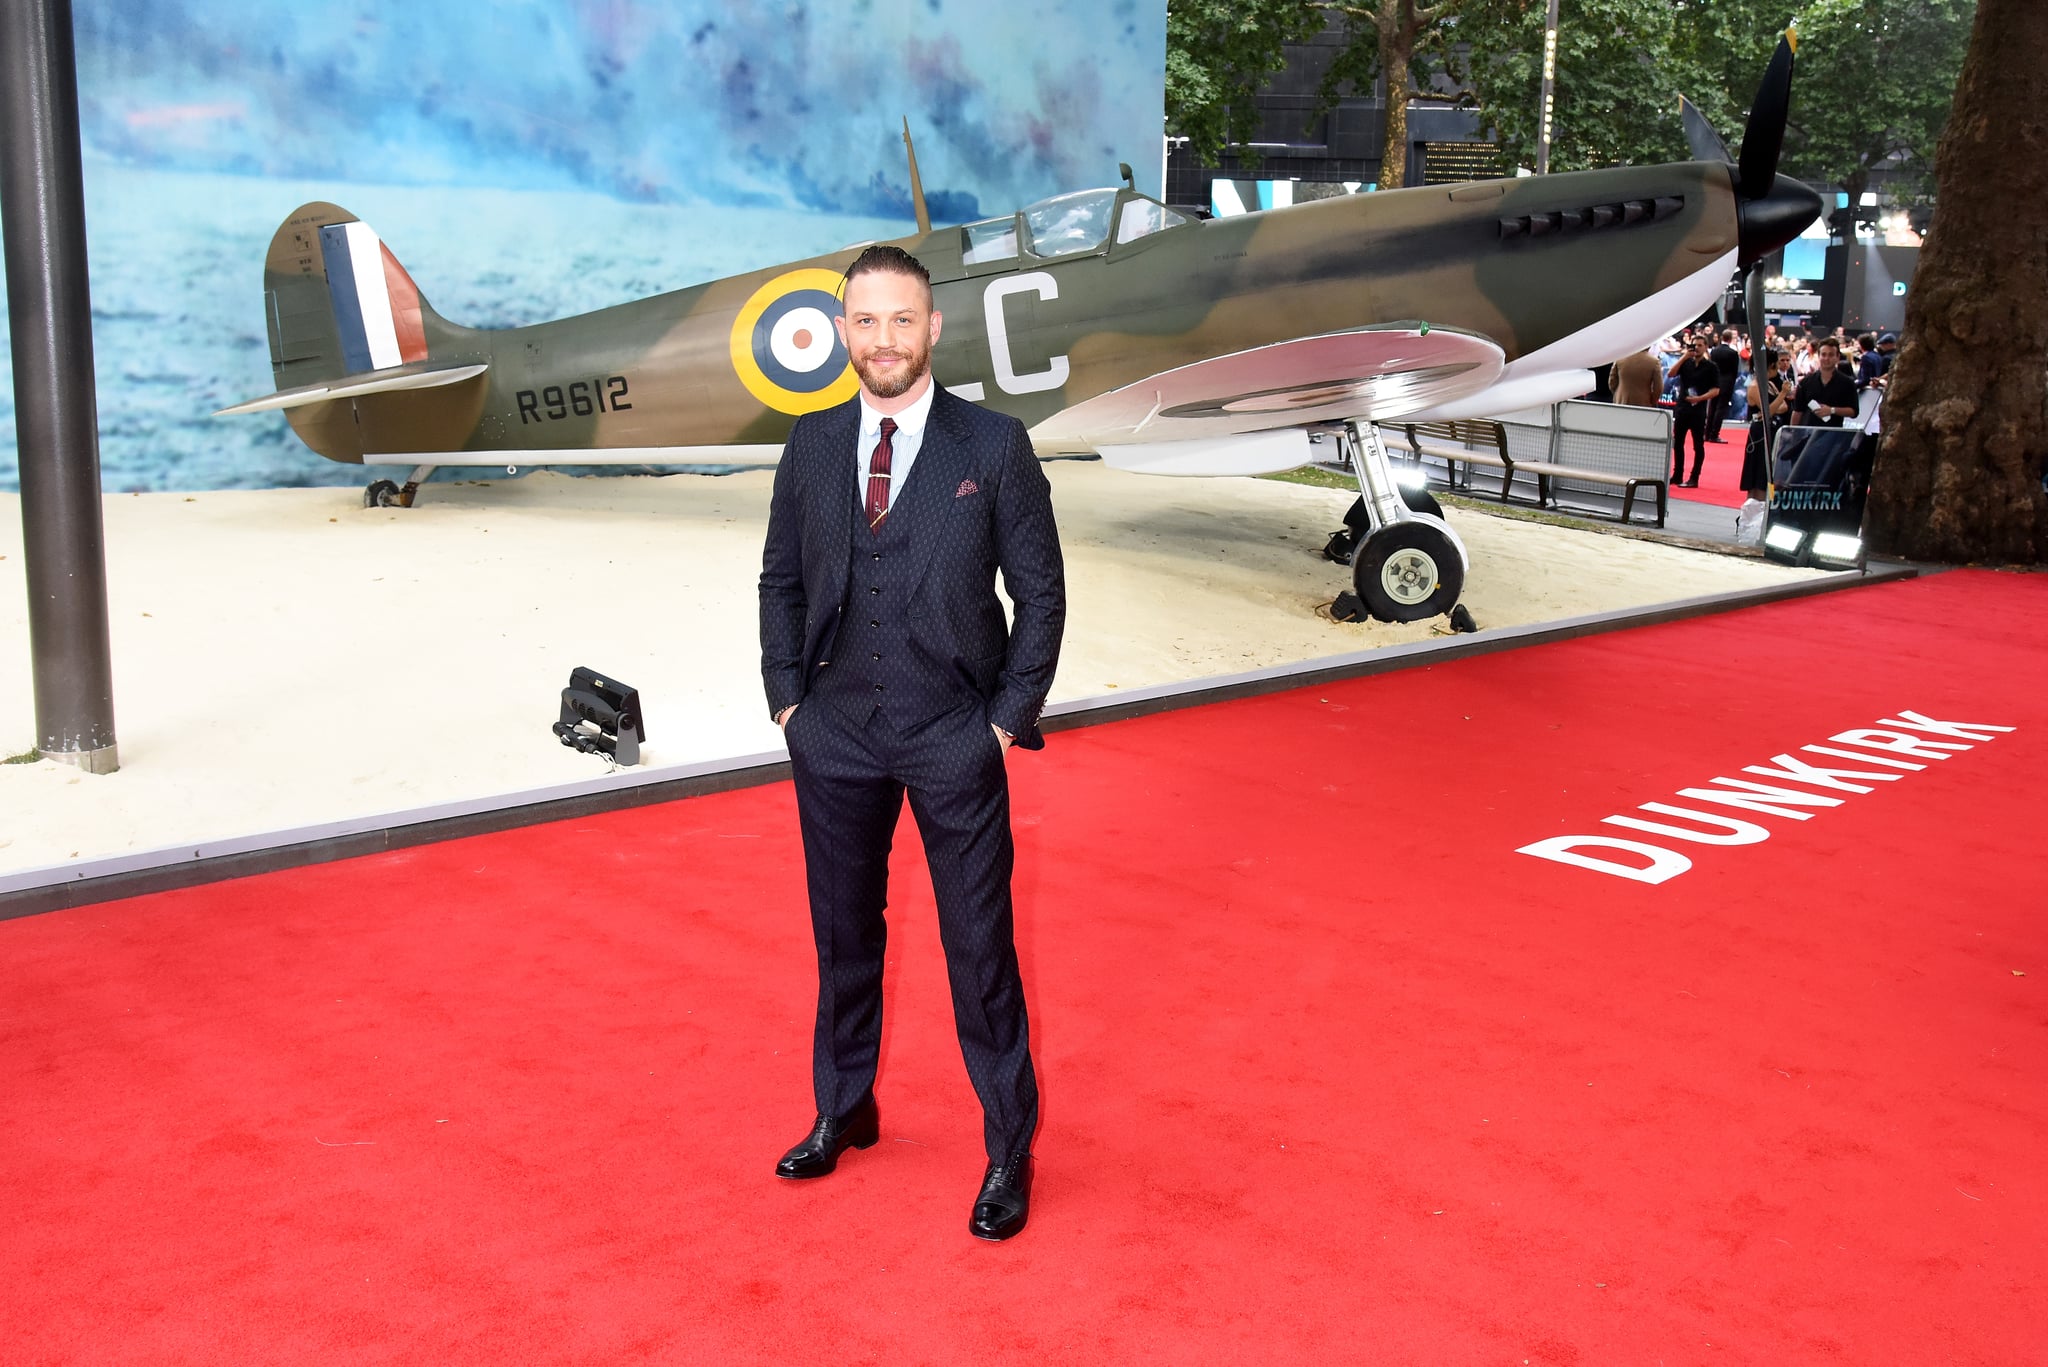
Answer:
[
  {"xmin": 215, "ymin": 361, "xmax": 489, "ymax": 416},
  {"xmin": 1029, "ymin": 326, "xmax": 1505, "ymax": 456}
]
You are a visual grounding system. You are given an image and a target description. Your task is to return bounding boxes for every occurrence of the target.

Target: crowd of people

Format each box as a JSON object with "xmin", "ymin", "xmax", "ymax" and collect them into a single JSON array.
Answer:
[{"xmin": 1604, "ymin": 322, "xmax": 1897, "ymax": 497}]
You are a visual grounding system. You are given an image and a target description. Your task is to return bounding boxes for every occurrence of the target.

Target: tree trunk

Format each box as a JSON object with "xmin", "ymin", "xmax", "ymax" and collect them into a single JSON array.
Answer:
[
  {"xmin": 1864, "ymin": 0, "xmax": 2048, "ymax": 563},
  {"xmin": 1377, "ymin": 0, "xmax": 1413, "ymax": 189}
]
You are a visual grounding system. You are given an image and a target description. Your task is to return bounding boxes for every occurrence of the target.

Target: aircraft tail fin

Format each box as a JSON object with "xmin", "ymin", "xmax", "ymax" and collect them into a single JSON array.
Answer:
[{"xmin": 230, "ymin": 201, "xmax": 484, "ymax": 406}]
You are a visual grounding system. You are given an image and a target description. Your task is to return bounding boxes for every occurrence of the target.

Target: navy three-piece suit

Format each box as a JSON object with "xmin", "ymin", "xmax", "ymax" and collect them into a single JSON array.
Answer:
[{"xmin": 759, "ymin": 383, "xmax": 1065, "ymax": 1159}]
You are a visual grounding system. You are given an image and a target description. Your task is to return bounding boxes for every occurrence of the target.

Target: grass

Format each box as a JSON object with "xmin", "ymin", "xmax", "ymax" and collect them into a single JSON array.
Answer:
[
  {"xmin": 4, "ymin": 748, "xmax": 41, "ymax": 765},
  {"xmin": 1262, "ymin": 466, "xmax": 1759, "ymax": 557}
]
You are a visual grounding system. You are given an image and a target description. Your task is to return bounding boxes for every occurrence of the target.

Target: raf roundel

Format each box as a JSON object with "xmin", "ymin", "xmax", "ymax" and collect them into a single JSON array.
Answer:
[{"xmin": 729, "ymin": 268, "xmax": 860, "ymax": 414}]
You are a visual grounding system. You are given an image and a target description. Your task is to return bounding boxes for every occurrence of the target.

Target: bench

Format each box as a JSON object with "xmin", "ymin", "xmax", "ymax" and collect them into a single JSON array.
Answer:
[
  {"xmin": 1378, "ymin": 419, "xmax": 1514, "ymax": 498},
  {"xmin": 1506, "ymin": 458, "xmax": 1667, "ymax": 527}
]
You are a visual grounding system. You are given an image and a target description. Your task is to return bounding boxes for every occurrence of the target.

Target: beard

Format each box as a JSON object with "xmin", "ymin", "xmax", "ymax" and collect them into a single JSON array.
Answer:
[{"xmin": 851, "ymin": 343, "xmax": 932, "ymax": 399}]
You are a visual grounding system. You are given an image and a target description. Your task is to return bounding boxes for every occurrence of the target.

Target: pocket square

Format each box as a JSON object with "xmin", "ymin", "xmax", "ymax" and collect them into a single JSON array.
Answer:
[{"xmin": 955, "ymin": 478, "xmax": 980, "ymax": 498}]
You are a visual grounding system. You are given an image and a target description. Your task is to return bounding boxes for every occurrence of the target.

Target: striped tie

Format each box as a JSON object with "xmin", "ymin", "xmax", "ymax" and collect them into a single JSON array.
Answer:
[{"xmin": 866, "ymin": 417, "xmax": 897, "ymax": 532}]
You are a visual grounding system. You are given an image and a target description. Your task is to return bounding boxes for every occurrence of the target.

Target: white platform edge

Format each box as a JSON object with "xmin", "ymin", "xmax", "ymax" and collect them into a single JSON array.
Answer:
[{"xmin": 0, "ymin": 566, "xmax": 1914, "ymax": 898}]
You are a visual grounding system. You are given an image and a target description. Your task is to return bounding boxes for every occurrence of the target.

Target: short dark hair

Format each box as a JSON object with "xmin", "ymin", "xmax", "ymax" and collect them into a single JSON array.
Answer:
[
  {"xmin": 841, "ymin": 245, "xmax": 932, "ymax": 308},
  {"xmin": 1817, "ymin": 337, "xmax": 1842, "ymax": 356}
]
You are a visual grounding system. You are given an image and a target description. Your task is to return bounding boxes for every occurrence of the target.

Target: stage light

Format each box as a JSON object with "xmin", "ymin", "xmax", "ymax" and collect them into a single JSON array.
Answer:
[
  {"xmin": 1809, "ymin": 531, "xmax": 1864, "ymax": 568},
  {"xmin": 1763, "ymin": 522, "xmax": 1807, "ymax": 563},
  {"xmin": 552, "ymin": 666, "xmax": 645, "ymax": 765}
]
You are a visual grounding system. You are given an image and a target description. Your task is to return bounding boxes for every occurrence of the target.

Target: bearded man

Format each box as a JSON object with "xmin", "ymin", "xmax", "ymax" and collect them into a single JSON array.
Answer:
[{"xmin": 757, "ymin": 245, "xmax": 1065, "ymax": 1241}]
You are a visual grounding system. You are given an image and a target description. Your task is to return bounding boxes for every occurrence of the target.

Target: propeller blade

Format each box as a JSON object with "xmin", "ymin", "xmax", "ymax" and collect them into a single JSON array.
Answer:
[
  {"xmin": 1738, "ymin": 33, "xmax": 1796, "ymax": 201},
  {"xmin": 1680, "ymin": 96, "xmax": 1731, "ymax": 164}
]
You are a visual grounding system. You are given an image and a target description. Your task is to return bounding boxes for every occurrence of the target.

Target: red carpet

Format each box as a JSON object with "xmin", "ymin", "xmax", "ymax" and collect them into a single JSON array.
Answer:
[
  {"xmin": 4, "ymin": 571, "xmax": 2045, "ymax": 1365},
  {"xmin": 1670, "ymin": 423, "xmax": 1751, "ymax": 508}
]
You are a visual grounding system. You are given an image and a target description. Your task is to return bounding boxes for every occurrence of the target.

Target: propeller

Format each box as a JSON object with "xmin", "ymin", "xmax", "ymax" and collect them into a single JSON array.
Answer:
[
  {"xmin": 1731, "ymin": 31, "xmax": 1819, "ymax": 272},
  {"xmin": 1680, "ymin": 96, "xmax": 1731, "ymax": 165},
  {"xmin": 1738, "ymin": 32, "xmax": 1797, "ymax": 202}
]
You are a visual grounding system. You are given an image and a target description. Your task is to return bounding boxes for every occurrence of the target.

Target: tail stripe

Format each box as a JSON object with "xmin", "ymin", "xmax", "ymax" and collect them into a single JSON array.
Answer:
[
  {"xmin": 380, "ymin": 244, "xmax": 428, "ymax": 365},
  {"xmin": 319, "ymin": 221, "xmax": 405, "ymax": 373}
]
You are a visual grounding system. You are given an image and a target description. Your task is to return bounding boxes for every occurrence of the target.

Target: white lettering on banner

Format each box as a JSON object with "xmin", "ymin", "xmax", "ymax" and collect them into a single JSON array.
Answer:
[
  {"xmin": 1517, "ymin": 708, "xmax": 2016, "ymax": 883},
  {"xmin": 984, "ymin": 273, "xmax": 1070, "ymax": 395},
  {"xmin": 1741, "ymin": 754, "xmax": 1898, "ymax": 793},
  {"xmin": 1673, "ymin": 778, "xmax": 1845, "ymax": 821},
  {"xmin": 1829, "ymin": 729, "xmax": 1972, "ymax": 761},
  {"xmin": 1880, "ymin": 711, "xmax": 2015, "ymax": 742},
  {"xmin": 1801, "ymin": 744, "xmax": 1923, "ymax": 770},
  {"xmin": 1604, "ymin": 804, "xmax": 1772, "ymax": 845},
  {"xmin": 1515, "ymin": 836, "xmax": 1693, "ymax": 885}
]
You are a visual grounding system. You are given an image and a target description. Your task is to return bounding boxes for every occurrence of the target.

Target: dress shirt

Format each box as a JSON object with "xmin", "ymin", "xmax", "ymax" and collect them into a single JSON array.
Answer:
[{"xmin": 856, "ymin": 380, "xmax": 936, "ymax": 508}]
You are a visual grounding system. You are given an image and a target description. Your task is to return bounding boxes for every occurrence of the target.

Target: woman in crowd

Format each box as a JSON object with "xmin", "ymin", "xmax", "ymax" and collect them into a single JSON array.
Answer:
[{"xmin": 1742, "ymin": 347, "xmax": 1792, "ymax": 499}]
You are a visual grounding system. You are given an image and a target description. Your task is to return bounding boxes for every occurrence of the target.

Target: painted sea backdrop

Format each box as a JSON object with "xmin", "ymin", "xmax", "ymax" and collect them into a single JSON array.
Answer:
[{"xmin": 0, "ymin": 0, "xmax": 1166, "ymax": 493}]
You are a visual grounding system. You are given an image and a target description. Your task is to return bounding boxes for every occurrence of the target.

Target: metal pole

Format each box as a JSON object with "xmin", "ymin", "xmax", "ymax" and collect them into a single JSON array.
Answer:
[
  {"xmin": 1537, "ymin": 0, "xmax": 1561, "ymax": 175},
  {"xmin": 1, "ymin": 0, "xmax": 118, "ymax": 773}
]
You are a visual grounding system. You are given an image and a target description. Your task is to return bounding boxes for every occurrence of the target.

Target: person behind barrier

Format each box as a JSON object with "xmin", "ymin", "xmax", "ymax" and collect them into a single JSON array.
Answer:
[
  {"xmin": 1670, "ymin": 335, "xmax": 1720, "ymax": 486},
  {"xmin": 1611, "ymin": 348, "xmax": 1664, "ymax": 408},
  {"xmin": 1707, "ymin": 328, "xmax": 1743, "ymax": 440},
  {"xmin": 1742, "ymin": 347, "xmax": 1791, "ymax": 499},
  {"xmin": 1792, "ymin": 337, "xmax": 1858, "ymax": 428}
]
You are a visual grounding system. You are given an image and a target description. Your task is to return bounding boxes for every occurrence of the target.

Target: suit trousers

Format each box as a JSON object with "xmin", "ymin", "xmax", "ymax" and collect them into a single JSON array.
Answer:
[
  {"xmin": 1673, "ymin": 404, "xmax": 1708, "ymax": 483},
  {"xmin": 784, "ymin": 693, "xmax": 1039, "ymax": 1160}
]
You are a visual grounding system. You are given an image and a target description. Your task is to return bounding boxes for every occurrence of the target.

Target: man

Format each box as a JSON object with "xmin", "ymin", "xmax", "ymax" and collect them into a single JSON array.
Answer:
[
  {"xmin": 1611, "ymin": 348, "xmax": 1664, "ymax": 408},
  {"xmin": 1863, "ymin": 332, "xmax": 1898, "ymax": 391},
  {"xmin": 1669, "ymin": 334, "xmax": 1720, "ymax": 486},
  {"xmin": 758, "ymin": 245, "xmax": 1065, "ymax": 1242},
  {"xmin": 1791, "ymin": 336, "xmax": 1859, "ymax": 427},
  {"xmin": 1706, "ymin": 328, "xmax": 1743, "ymax": 440}
]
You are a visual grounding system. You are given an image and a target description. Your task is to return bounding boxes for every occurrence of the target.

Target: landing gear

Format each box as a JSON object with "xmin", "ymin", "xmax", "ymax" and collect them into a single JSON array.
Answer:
[
  {"xmin": 1325, "ymin": 420, "xmax": 1470, "ymax": 624},
  {"xmin": 1322, "ymin": 485, "xmax": 1445, "ymax": 563},
  {"xmin": 362, "ymin": 464, "xmax": 438, "ymax": 509},
  {"xmin": 1353, "ymin": 519, "xmax": 1463, "ymax": 621}
]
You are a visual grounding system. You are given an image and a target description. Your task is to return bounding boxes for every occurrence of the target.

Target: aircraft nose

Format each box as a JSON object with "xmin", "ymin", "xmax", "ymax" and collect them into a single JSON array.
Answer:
[{"xmin": 1738, "ymin": 174, "xmax": 1823, "ymax": 270}]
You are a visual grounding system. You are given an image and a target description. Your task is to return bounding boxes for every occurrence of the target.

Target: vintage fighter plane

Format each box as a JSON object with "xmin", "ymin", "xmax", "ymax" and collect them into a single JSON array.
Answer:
[{"xmin": 220, "ymin": 37, "xmax": 1817, "ymax": 622}]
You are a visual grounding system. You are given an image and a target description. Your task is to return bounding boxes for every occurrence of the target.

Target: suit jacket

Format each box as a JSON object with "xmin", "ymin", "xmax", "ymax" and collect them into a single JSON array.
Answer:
[{"xmin": 759, "ymin": 383, "xmax": 1065, "ymax": 750}]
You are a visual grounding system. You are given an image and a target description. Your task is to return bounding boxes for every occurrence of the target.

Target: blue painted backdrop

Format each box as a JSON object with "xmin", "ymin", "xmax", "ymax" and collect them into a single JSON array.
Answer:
[{"xmin": 0, "ymin": 0, "xmax": 1165, "ymax": 492}]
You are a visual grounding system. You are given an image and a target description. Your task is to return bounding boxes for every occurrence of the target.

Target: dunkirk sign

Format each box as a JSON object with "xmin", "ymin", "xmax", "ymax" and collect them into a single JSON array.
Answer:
[{"xmin": 1518, "ymin": 711, "xmax": 2016, "ymax": 884}]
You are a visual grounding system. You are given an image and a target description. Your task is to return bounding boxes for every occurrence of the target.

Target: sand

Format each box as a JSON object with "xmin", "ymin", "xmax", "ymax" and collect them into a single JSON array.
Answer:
[{"xmin": 0, "ymin": 463, "xmax": 1817, "ymax": 879}]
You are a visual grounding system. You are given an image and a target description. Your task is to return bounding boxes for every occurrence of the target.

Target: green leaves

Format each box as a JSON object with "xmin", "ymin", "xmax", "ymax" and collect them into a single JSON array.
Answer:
[
  {"xmin": 1165, "ymin": 0, "xmax": 1973, "ymax": 195},
  {"xmin": 1166, "ymin": 0, "xmax": 1328, "ymax": 166}
]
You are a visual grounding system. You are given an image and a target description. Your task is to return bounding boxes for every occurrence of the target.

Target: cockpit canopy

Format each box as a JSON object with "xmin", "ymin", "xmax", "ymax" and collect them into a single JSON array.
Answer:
[{"xmin": 961, "ymin": 188, "xmax": 1191, "ymax": 265}]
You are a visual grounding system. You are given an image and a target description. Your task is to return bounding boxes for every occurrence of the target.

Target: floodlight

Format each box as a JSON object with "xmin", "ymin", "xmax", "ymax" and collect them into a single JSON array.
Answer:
[
  {"xmin": 1809, "ymin": 531, "xmax": 1864, "ymax": 569},
  {"xmin": 552, "ymin": 666, "xmax": 645, "ymax": 765},
  {"xmin": 1763, "ymin": 521, "xmax": 1807, "ymax": 564}
]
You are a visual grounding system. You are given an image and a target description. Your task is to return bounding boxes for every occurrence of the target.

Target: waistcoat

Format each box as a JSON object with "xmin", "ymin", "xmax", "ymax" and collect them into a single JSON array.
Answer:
[{"xmin": 816, "ymin": 482, "xmax": 953, "ymax": 727}]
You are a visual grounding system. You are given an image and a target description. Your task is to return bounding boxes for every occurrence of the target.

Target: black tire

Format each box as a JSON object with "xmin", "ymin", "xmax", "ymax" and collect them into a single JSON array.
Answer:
[
  {"xmin": 1401, "ymin": 485, "xmax": 1444, "ymax": 521},
  {"xmin": 1352, "ymin": 521, "xmax": 1464, "ymax": 623},
  {"xmin": 364, "ymin": 479, "xmax": 402, "ymax": 508}
]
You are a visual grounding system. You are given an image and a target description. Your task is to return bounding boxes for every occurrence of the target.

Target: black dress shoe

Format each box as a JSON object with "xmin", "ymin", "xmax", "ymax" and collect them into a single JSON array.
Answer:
[
  {"xmin": 968, "ymin": 1152, "xmax": 1033, "ymax": 1241},
  {"xmin": 774, "ymin": 1095, "xmax": 879, "ymax": 1179}
]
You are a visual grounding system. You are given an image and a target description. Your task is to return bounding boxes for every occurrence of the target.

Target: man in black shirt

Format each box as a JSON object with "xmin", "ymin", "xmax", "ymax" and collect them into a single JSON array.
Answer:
[
  {"xmin": 1706, "ymin": 329, "xmax": 1742, "ymax": 440},
  {"xmin": 1670, "ymin": 335, "xmax": 1721, "ymax": 485},
  {"xmin": 1792, "ymin": 338, "xmax": 1859, "ymax": 428}
]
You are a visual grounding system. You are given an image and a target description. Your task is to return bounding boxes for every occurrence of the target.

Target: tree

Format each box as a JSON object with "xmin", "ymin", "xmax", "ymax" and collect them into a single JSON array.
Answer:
[
  {"xmin": 1864, "ymin": 0, "xmax": 2048, "ymax": 564},
  {"xmin": 1165, "ymin": 0, "xmax": 1326, "ymax": 166},
  {"xmin": 1450, "ymin": 0, "xmax": 1701, "ymax": 172},
  {"xmin": 1776, "ymin": 0, "xmax": 1974, "ymax": 208},
  {"xmin": 1167, "ymin": 0, "xmax": 1475, "ymax": 185},
  {"xmin": 1317, "ymin": 2, "xmax": 1478, "ymax": 188}
]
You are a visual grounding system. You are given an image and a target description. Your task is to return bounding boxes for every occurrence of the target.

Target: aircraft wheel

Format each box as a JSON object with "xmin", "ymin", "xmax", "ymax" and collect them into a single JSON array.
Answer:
[
  {"xmin": 364, "ymin": 479, "xmax": 403, "ymax": 508},
  {"xmin": 1353, "ymin": 521, "xmax": 1464, "ymax": 623}
]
